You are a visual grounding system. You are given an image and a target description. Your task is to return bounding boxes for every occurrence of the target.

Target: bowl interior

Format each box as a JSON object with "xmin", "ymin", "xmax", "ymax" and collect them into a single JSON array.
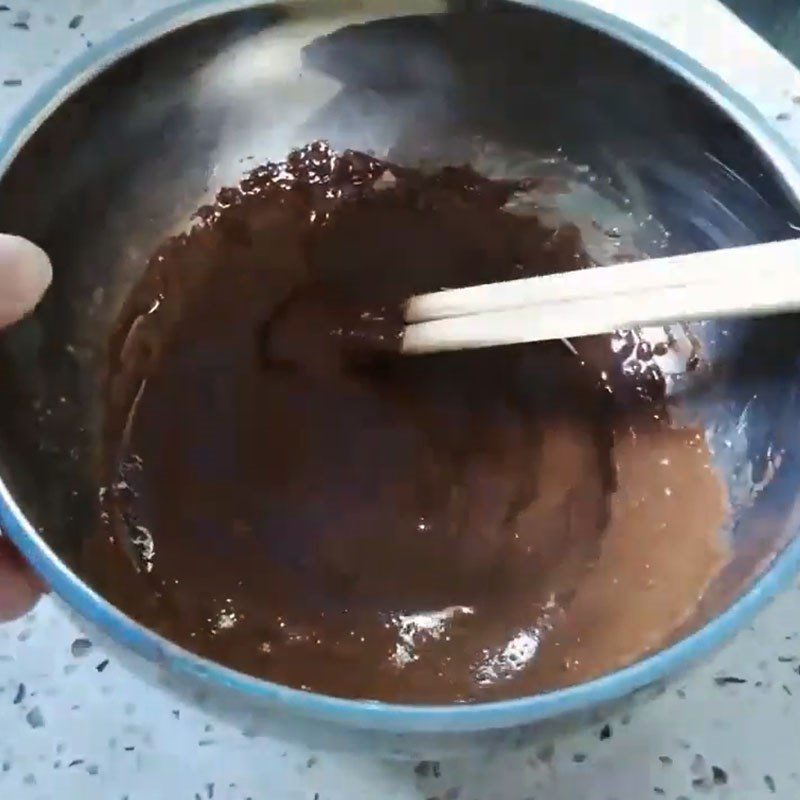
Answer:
[{"xmin": 1, "ymin": 0, "xmax": 800, "ymax": 685}]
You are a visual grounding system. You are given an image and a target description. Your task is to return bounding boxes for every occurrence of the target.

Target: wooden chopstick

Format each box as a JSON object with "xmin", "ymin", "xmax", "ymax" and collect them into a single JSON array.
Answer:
[{"xmin": 401, "ymin": 238, "xmax": 800, "ymax": 354}]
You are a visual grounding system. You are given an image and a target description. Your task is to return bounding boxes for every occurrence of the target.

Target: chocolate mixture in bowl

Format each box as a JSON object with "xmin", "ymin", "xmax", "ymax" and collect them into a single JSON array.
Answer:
[{"xmin": 87, "ymin": 142, "xmax": 728, "ymax": 703}]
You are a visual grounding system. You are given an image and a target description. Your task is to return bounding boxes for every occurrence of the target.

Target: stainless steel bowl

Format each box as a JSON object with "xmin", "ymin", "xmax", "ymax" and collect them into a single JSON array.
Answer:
[{"xmin": 2, "ymin": 0, "xmax": 800, "ymax": 757}]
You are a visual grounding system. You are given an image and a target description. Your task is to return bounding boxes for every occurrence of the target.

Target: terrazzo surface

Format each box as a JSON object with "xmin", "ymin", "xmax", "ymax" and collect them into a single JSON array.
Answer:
[{"xmin": 4, "ymin": 1, "xmax": 800, "ymax": 797}]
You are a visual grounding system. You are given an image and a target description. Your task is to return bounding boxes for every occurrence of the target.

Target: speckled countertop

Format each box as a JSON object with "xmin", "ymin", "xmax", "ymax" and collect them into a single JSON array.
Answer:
[{"xmin": 4, "ymin": 1, "xmax": 800, "ymax": 798}]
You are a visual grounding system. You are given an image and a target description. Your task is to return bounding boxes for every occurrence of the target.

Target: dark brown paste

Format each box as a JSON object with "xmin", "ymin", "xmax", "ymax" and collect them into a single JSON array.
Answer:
[{"xmin": 86, "ymin": 143, "xmax": 727, "ymax": 703}]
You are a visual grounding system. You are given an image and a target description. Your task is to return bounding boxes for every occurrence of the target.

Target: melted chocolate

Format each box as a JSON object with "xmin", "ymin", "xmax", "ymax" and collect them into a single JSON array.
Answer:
[{"xmin": 87, "ymin": 143, "xmax": 727, "ymax": 702}]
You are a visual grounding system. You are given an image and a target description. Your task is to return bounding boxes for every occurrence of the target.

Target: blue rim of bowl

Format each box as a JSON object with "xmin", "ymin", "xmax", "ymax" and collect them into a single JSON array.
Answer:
[{"xmin": 3, "ymin": 0, "xmax": 800, "ymax": 735}]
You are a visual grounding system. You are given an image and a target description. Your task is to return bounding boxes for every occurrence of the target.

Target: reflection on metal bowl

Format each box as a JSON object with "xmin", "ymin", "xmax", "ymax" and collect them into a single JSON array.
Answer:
[{"xmin": 1, "ymin": 0, "xmax": 800, "ymax": 756}]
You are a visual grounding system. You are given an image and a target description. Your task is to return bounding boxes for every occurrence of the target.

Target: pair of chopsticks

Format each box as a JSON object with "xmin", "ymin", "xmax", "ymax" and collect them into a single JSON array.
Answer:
[{"xmin": 400, "ymin": 238, "xmax": 800, "ymax": 354}]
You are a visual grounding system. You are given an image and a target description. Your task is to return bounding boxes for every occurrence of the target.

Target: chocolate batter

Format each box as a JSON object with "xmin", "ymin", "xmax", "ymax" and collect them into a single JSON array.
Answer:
[{"xmin": 88, "ymin": 142, "xmax": 728, "ymax": 702}]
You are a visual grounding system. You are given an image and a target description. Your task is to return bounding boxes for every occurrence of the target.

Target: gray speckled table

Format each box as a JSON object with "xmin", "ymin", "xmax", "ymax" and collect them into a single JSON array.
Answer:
[{"xmin": 4, "ymin": 1, "xmax": 800, "ymax": 798}]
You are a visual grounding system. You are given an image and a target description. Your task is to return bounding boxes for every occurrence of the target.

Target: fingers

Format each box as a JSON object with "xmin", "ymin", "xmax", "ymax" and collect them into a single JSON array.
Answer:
[
  {"xmin": 0, "ymin": 234, "xmax": 52, "ymax": 329},
  {"xmin": 0, "ymin": 233, "xmax": 51, "ymax": 618},
  {"xmin": 0, "ymin": 537, "xmax": 44, "ymax": 622}
]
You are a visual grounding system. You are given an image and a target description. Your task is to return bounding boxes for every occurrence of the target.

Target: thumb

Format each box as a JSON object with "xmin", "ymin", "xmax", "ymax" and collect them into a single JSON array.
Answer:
[{"xmin": 0, "ymin": 234, "xmax": 52, "ymax": 329}]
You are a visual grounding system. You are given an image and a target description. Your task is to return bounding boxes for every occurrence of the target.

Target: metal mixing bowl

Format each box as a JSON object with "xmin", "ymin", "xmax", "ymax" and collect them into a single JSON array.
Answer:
[{"xmin": 2, "ymin": 0, "xmax": 800, "ymax": 757}]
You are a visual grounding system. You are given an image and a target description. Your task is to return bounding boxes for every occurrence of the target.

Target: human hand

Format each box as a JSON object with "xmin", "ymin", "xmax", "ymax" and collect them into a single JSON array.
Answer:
[{"xmin": 0, "ymin": 234, "xmax": 52, "ymax": 620}]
